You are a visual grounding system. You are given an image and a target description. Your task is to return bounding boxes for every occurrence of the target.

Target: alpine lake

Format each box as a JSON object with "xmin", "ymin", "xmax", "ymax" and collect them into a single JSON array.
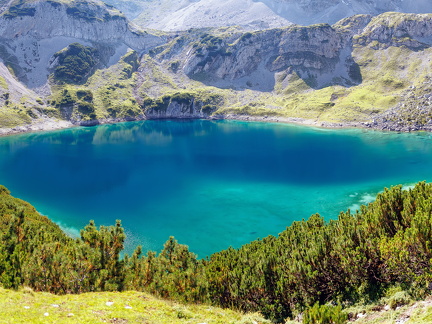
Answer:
[{"xmin": 1, "ymin": 119, "xmax": 432, "ymax": 257}]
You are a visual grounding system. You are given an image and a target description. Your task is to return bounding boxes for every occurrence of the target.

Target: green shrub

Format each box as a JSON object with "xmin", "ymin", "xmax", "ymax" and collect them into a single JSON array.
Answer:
[
  {"xmin": 53, "ymin": 43, "xmax": 99, "ymax": 84},
  {"xmin": 76, "ymin": 90, "xmax": 93, "ymax": 102},
  {"xmin": 303, "ymin": 303, "xmax": 347, "ymax": 324},
  {"xmin": 388, "ymin": 291, "xmax": 412, "ymax": 310}
]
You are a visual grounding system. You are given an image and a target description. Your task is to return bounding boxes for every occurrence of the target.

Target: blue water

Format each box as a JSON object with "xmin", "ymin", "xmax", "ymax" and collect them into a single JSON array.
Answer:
[{"xmin": 0, "ymin": 119, "xmax": 431, "ymax": 257}]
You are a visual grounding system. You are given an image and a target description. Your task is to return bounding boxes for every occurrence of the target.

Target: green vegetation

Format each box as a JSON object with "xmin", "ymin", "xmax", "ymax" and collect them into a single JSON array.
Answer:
[
  {"xmin": 50, "ymin": 88, "xmax": 96, "ymax": 120},
  {"xmin": 0, "ymin": 288, "xmax": 269, "ymax": 324},
  {"xmin": 3, "ymin": 0, "xmax": 36, "ymax": 19},
  {"xmin": 53, "ymin": 43, "xmax": 99, "ymax": 84},
  {"xmin": 0, "ymin": 106, "xmax": 33, "ymax": 127},
  {"xmin": 0, "ymin": 76, "xmax": 9, "ymax": 90},
  {"xmin": 3, "ymin": 180, "xmax": 432, "ymax": 322},
  {"xmin": 143, "ymin": 90, "xmax": 223, "ymax": 116},
  {"xmin": 303, "ymin": 303, "xmax": 347, "ymax": 324}
]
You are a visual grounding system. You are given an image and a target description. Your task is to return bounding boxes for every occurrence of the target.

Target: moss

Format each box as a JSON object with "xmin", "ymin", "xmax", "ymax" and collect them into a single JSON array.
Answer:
[
  {"xmin": 81, "ymin": 52, "xmax": 143, "ymax": 120},
  {"xmin": 66, "ymin": 6, "xmax": 99, "ymax": 22},
  {"xmin": 77, "ymin": 101, "xmax": 95, "ymax": 115},
  {"xmin": 170, "ymin": 92, "xmax": 193, "ymax": 105},
  {"xmin": 169, "ymin": 61, "xmax": 180, "ymax": 73}
]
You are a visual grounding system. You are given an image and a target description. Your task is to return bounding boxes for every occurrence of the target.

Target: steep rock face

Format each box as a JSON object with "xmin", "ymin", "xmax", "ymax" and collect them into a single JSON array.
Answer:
[
  {"xmin": 182, "ymin": 23, "xmax": 363, "ymax": 90},
  {"xmin": 242, "ymin": 0, "xmax": 432, "ymax": 25},
  {"xmin": 145, "ymin": 100, "xmax": 214, "ymax": 119},
  {"xmin": 355, "ymin": 13, "xmax": 432, "ymax": 49},
  {"xmin": 0, "ymin": 0, "xmax": 164, "ymax": 88},
  {"xmin": 122, "ymin": 0, "xmax": 432, "ymax": 31},
  {"xmin": 142, "ymin": 0, "xmax": 292, "ymax": 31}
]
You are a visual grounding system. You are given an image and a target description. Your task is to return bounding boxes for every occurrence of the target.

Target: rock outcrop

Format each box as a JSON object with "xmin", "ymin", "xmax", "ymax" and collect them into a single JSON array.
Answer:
[
  {"xmin": 1, "ymin": 1, "xmax": 432, "ymax": 132},
  {"xmin": 354, "ymin": 13, "xmax": 432, "ymax": 49},
  {"xmin": 181, "ymin": 23, "xmax": 364, "ymax": 90},
  {"xmin": 0, "ymin": 0, "xmax": 164, "ymax": 89},
  {"xmin": 118, "ymin": 0, "xmax": 432, "ymax": 31}
]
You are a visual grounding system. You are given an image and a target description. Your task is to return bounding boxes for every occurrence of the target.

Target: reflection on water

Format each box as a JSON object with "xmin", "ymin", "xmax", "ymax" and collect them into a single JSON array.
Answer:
[{"xmin": 0, "ymin": 120, "xmax": 431, "ymax": 257}]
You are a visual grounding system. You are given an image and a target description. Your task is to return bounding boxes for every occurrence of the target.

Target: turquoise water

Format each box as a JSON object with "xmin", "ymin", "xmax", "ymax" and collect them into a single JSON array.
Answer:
[{"xmin": 0, "ymin": 120, "xmax": 432, "ymax": 257}]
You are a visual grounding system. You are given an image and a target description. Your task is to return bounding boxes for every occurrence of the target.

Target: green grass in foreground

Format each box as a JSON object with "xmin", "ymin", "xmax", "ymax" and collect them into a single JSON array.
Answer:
[{"xmin": 0, "ymin": 288, "xmax": 269, "ymax": 324}]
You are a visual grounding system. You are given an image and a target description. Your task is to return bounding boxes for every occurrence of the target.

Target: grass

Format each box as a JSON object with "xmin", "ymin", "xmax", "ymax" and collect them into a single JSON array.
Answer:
[
  {"xmin": 0, "ymin": 288, "xmax": 269, "ymax": 324},
  {"xmin": 0, "ymin": 106, "xmax": 32, "ymax": 127},
  {"xmin": 0, "ymin": 76, "xmax": 8, "ymax": 90},
  {"xmin": 3, "ymin": 286, "xmax": 432, "ymax": 324}
]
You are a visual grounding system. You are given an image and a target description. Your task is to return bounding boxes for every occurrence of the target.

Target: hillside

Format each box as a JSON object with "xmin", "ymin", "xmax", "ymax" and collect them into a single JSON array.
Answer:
[
  {"xmin": 0, "ymin": 0, "xmax": 432, "ymax": 134},
  {"xmin": 102, "ymin": 0, "xmax": 432, "ymax": 31},
  {"xmin": 3, "ymin": 177, "xmax": 432, "ymax": 322},
  {"xmin": 0, "ymin": 288, "xmax": 269, "ymax": 323},
  {"xmin": 2, "ymin": 288, "xmax": 432, "ymax": 324}
]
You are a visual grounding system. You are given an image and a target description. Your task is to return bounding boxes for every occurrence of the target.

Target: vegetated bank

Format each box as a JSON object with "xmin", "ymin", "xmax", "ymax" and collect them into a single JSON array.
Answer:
[
  {"xmin": 0, "ymin": 288, "xmax": 270, "ymax": 324},
  {"xmin": 2, "ymin": 181, "xmax": 432, "ymax": 322}
]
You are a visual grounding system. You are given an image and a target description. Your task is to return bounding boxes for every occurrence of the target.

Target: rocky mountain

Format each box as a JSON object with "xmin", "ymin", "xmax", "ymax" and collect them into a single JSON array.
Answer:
[
  {"xmin": 0, "ymin": 0, "xmax": 432, "ymax": 133},
  {"xmin": 137, "ymin": 0, "xmax": 292, "ymax": 31},
  {"xmin": 103, "ymin": 0, "xmax": 432, "ymax": 31},
  {"xmin": 260, "ymin": 0, "xmax": 432, "ymax": 26},
  {"xmin": 0, "ymin": 0, "xmax": 163, "ymax": 89}
]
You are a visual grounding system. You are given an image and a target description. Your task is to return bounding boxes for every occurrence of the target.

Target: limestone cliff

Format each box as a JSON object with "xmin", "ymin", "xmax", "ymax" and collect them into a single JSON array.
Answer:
[
  {"xmin": 140, "ymin": 12, "xmax": 432, "ymax": 128},
  {"xmin": 0, "ymin": 0, "xmax": 164, "ymax": 89},
  {"xmin": 182, "ymin": 24, "xmax": 361, "ymax": 91},
  {"xmin": 116, "ymin": 0, "xmax": 432, "ymax": 31}
]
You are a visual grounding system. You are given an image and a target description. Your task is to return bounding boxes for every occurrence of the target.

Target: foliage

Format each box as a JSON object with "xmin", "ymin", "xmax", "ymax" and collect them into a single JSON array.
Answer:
[
  {"xmin": 3, "ymin": 0, "xmax": 36, "ymax": 19},
  {"xmin": 3, "ymin": 182, "xmax": 432, "ymax": 322},
  {"xmin": 142, "ymin": 91, "xmax": 222, "ymax": 116},
  {"xmin": 53, "ymin": 43, "xmax": 99, "ymax": 84},
  {"xmin": 303, "ymin": 303, "xmax": 347, "ymax": 324}
]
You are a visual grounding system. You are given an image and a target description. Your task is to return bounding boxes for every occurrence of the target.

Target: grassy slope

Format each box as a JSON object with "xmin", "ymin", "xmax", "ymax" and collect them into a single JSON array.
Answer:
[
  {"xmin": 2, "ymin": 287, "xmax": 432, "ymax": 323},
  {"xmin": 0, "ymin": 288, "xmax": 269, "ymax": 324},
  {"xmin": 345, "ymin": 297, "xmax": 432, "ymax": 324}
]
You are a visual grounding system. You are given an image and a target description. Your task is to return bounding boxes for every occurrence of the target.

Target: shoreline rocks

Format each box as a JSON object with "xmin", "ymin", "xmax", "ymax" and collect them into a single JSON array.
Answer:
[{"xmin": 1, "ymin": 113, "xmax": 425, "ymax": 138}]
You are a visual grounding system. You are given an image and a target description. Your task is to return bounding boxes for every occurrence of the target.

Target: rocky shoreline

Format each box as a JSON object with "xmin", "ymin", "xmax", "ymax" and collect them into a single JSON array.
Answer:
[
  {"xmin": 1, "ymin": 113, "xmax": 429, "ymax": 138},
  {"xmin": 0, "ymin": 107, "xmax": 432, "ymax": 136}
]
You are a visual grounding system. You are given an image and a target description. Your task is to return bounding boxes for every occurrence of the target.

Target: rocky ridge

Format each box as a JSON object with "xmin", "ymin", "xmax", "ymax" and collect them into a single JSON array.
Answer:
[
  {"xmin": 110, "ymin": 0, "xmax": 432, "ymax": 32},
  {"xmin": 0, "ymin": 0, "xmax": 164, "ymax": 88}
]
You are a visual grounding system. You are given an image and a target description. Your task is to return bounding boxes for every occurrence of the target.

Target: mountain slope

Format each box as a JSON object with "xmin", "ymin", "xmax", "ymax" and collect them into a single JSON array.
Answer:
[
  {"xmin": 108, "ymin": 0, "xmax": 432, "ymax": 31},
  {"xmin": 0, "ymin": 288, "xmax": 270, "ymax": 323},
  {"xmin": 140, "ymin": 0, "xmax": 292, "ymax": 31},
  {"xmin": 133, "ymin": 12, "xmax": 432, "ymax": 131},
  {"xmin": 0, "ymin": 1, "xmax": 432, "ymax": 132},
  {"xmin": 0, "ymin": 0, "xmax": 164, "ymax": 89}
]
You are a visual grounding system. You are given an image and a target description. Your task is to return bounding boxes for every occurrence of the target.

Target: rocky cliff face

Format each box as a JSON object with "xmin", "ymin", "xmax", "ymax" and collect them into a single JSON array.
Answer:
[
  {"xmin": 260, "ymin": 0, "xmax": 432, "ymax": 25},
  {"xmin": 181, "ymin": 22, "xmax": 365, "ymax": 90},
  {"xmin": 0, "ymin": 1, "xmax": 432, "ymax": 131},
  {"xmin": 0, "ymin": 0, "xmax": 164, "ymax": 89},
  {"xmin": 145, "ymin": 101, "xmax": 213, "ymax": 119},
  {"xmin": 141, "ymin": 12, "xmax": 432, "ymax": 127},
  {"xmin": 117, "ymin": 0, "xmax": 432, "ymax": 31},
  {"xmin": 355, "ymin": 13, "xmax": 432, "ymax": 49}
]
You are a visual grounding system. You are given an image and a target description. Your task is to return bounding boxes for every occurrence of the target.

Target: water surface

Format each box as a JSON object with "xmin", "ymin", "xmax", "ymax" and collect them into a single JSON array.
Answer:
[{"xmin": 0, "ymin": 120, "xmax": 431, "ymax": 257}]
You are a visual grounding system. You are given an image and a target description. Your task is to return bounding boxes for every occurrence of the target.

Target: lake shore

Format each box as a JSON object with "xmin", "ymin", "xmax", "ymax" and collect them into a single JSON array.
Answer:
[{"xmin": 0, "ymin": 113, "xmax": 426, "ymax": 138}]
